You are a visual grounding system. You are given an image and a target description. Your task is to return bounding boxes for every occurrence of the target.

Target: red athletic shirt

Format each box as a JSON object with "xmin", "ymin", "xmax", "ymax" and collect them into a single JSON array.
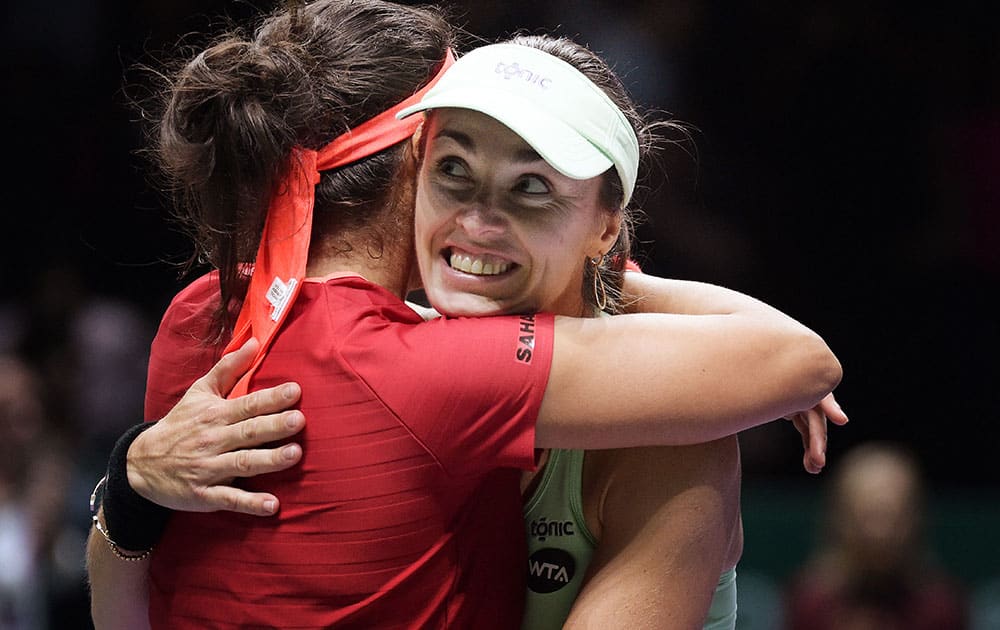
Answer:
[{"xmin": 144, "ymin": 272, "xmax": 555, "ymax": 629}]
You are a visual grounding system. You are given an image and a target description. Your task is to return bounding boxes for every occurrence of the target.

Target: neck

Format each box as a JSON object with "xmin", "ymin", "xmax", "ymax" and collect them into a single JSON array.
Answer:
[{"xmin": 307, "ymin": 228, "xmax": 413, "ymax": 297}]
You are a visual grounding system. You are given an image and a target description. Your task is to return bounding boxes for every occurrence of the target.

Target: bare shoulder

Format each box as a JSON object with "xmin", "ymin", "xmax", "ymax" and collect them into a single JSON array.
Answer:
[
  {"xmin": 585, "ymin": 438, "xmax": 741, "ymax": 484},
  {"xmin": 565, "ymin": 439, "xmax": 745, "ymax": 627},
  {"xmin": 582, "ymin": 438, "xmax": 743, "ymax": 565}
]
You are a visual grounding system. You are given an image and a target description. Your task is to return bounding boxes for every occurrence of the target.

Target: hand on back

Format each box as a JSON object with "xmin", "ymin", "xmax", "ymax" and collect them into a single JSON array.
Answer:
[{"xmin": 128, "ymin": 338, "xmax": 306, "ymax": 515}]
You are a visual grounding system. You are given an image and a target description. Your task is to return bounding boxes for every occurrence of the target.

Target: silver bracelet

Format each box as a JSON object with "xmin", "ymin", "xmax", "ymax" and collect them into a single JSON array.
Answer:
[{"xmin": 89, "ymin": 475, "xmax": 153, "ymax": 562}]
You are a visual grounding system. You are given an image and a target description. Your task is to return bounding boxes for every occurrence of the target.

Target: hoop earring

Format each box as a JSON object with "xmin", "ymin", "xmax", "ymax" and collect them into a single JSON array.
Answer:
[{"xmin": 590, "ymin": 255, "xmax": 608, "ymax": 311}]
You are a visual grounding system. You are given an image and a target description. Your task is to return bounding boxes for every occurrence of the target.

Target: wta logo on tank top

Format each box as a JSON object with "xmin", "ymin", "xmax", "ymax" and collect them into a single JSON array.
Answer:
[{"xmin": 527, "ymin": 516, "xmax": 577, "ymax": 593}]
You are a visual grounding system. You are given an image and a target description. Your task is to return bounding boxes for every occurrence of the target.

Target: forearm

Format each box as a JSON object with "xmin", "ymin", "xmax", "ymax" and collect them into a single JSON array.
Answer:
[
  {"xmin": 538, "ymin": 266, "xmax": 843, "ymax": 449},
  {"xmin": 86, "ymin": 435, "xmax": 161, "ymax": 630},
  {"xmin": 618, "ymin": 272, "xmax": 840, "ymax": 389},
  {"xmin": 85, "ymin": 340, "xmax": 306, "ymax": 627},
  {"xmin": 621, "ymin": 271, "xmax": 848, "ymax": 472},
  {"xmin": 540, "ymin": 312, "xmax": 840, "ymax": 448},
  {"xmin": 86, "ymin": 517, "xmax": 151, "ymax": 630},
  {"xmin": 623, "ymin": 270, "xmax": 796, "ymax": 319}
]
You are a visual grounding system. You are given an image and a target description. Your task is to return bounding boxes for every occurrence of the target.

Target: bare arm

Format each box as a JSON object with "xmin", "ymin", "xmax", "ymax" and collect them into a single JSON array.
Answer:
[
  {"xmin": 120, "ymin": 275, "xmax": 837, "ymax": 512},
  {"xmin": 113, "ymin": 274, "xmax": 839, "ymax": 515},
  {"xmin": 87, "ymin": 512, "xmax": 152, "ymax": 630},
  {"xmin": 627, "ymin": 269, "xmax": 849, "ymax": 473},
  {"xmin": 564, "ymin": 438, "xmax": 743, "ymax": 629},
  {"xmin": 536, "ymin": 273, "xmax": 842, "ymax": 448},
  {"xmin": 86, "ymin": 339, "xmax": 304, "ymax": 629}
]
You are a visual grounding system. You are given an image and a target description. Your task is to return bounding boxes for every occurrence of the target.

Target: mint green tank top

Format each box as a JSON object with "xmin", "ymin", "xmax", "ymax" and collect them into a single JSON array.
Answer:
[
  {"xmin": 521, "ymin": 448, "xmax": 738, "ymax": 630},
  {"xmin": 522, "ymin": 448, "xmax": 596, "ymax": 630}
]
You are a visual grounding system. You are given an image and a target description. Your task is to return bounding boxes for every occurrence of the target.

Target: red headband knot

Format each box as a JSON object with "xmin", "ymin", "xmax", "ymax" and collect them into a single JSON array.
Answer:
[{"xmin": 223, "ymin": 49, "xmax": 456, "ymax": 396}]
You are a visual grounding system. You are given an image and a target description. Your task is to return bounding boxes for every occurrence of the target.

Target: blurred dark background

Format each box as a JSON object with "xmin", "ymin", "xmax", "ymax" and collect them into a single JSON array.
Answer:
[{"xmin": 1, "ymin": 0, "xmax": 997, "ymax": 627}]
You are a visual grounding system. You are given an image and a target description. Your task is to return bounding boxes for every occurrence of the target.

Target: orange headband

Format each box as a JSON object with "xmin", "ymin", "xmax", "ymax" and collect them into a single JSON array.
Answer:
[{"xmin": 224, "ymin": 50, "xmax": 456, "ymax": 397}]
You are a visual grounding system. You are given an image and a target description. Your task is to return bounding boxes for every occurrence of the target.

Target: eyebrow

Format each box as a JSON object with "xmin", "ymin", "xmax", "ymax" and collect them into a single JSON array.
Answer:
[{"xmin": 435, "ymin": 128, "xmax": 543, "ymax": 164}]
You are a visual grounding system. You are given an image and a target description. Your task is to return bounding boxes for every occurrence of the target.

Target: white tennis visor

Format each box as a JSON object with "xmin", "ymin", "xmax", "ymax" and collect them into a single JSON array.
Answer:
[{"xmin": 397, "ymin": 43, "xmax": 640, "ymax": 207}]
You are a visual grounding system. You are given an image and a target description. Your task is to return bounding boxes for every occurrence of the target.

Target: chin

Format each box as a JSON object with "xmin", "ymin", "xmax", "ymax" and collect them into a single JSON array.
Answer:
[
  {"xmin": 438, "ymin": 299, "xmax": 509, "ymax": 318},
  {"xmin": 427, "ymin": 289, "xmax": 511, "ymax": 318}
]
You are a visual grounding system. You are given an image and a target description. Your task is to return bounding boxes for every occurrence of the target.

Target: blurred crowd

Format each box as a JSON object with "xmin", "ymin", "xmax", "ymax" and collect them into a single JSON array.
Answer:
[{"xmin": 2, "ymin": 0, "xmax": 997, "ymax": 627}]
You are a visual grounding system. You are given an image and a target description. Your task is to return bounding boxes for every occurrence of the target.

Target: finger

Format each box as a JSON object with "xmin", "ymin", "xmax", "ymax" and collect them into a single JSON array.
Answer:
[
  {"xmin": 800, "ymin": 434, "xmax": 822, "ymax": 474},
  {"xmin": 806, "ymin": 408, "xmax": 827, "ymax": 472},
  {"xmin": 791, "ymin": 414, "xmax": 820, "ymax": 475},
  {"xmin": 220, "ymin": 409, "xmax": 305, "ymax": 450},
  {"xmin": 789, "ymin": 413, "xmax": 820, "ymax": 474},
  {"xmin": 823, "ymin": 393, "xmax": 850, "ymax": 426},
  {"xmin": 227, "ymin": 383, "xmax": 302, "ymax": 426},
  {"xmin": 219, "ymin": 443, "xmax": 303, "ymax": 479},
  {"xmin": 198, "ymin": 486, "xmax": 282, "ymax": 516},
  {"xmin": 802, "ymin": 452, "xmax": 822, "ymax": 475},
  {"xmin": 201, "ymin": 337, "xmax": 262, "ymax": 396},
  {"xmin": 791, "ymin": 415, "xmax": 809, "ymax": 451}
]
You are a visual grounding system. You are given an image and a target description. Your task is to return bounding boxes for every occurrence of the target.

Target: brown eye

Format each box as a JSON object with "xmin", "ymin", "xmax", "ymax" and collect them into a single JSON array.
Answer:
[
  {"xmin": 438, "ymin": 157, "xmax": 470, "ymax": 180},
  {"xmin": 514, "ymin": 175, "xmax": 549, "ymax": 195}
]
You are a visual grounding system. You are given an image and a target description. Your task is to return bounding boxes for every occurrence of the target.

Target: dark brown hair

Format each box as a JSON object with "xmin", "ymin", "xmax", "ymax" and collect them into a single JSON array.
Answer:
[{"xmin": 146, "ymin": 0, "xmax": 454, "ymax": 338}]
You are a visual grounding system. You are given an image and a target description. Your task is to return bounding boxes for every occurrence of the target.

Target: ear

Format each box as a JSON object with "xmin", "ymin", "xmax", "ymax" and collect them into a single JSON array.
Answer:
[
  {"xmin": 593, "ymin": 209, "xmax": 622, "ymax": 257},
  {"xmin": 410, "ymin": 119, "xmax": 426, "ymax": 149},
  {"xmin": 410, "ymin": 120, "xmax": 425, "ymax": 155}
]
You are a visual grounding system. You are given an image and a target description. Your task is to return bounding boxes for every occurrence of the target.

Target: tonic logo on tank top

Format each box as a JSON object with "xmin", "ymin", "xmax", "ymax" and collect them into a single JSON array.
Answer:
[
  {"xmin": 527, "ymin": 516, "xmax": 578, "ymax": 593},
  {"xmin": 516, "ymin": 315, "xmax": 536, "ymax": 363},
  {"xmin": 527, "ymin": 547, "xmax": 576, "ymax": 593},
  {"xmin": 529, "ymin": 516, "xmax": 574, "ymax": 541}
]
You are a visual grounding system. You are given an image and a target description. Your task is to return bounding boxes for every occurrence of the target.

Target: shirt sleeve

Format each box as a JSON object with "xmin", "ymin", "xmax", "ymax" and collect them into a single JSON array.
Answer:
[
  {"xmin": 348, "ymin": 312, "xmax": 555, "ymax": 476},
  {"xmin": 144, "ymin": 273, "xmax": 223, "ymax": 421}
]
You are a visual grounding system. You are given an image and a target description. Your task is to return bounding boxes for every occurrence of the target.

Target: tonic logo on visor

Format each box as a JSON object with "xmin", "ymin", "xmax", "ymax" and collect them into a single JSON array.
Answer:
[
  {"xmin": 396, "ymin": 43, "xmax": 640, "ymax": 206},
  {"xmin": 495, "ymin": 61, "xmax": 552, "ymax": 89}
]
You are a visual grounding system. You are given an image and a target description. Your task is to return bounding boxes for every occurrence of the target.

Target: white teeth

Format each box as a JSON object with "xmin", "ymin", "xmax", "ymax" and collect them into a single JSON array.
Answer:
[
  {"xmin": 449, "ymin": 253, "xmax": 510, "ymax": 276},
  {"xmin": 451, "ymin": 253, "xmax": 471, "ymax": 272}
]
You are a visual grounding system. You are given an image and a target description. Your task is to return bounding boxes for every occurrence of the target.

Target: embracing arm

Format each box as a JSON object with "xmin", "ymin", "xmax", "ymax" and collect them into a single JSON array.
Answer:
[
  {"xmin": 564, "ymin": 438, "xmax": 743, "ymax": 629},
  {"xmin": 620, "ymin": 271, "xmax": 848, "ymax": 473},
  {"xmin": 536, "ymin": 273, "xmax": 843, "ymax": 449},
  {"xmin": 86, "ymin": 339, "xmax": 305, "ymax": 629},
  {"xmin": 125, "ymin": 338, "xmax": 305, "ymax": 515},
  {"xmin": 87, "ymin": 517, "xmax": 152, "ymax": 630}
]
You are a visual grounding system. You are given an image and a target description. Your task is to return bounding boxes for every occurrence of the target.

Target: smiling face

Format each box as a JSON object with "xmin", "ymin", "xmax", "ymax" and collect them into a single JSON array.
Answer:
[{"xmin": 414, "ymin": 109, "xmax": 621, "ymax": 317}]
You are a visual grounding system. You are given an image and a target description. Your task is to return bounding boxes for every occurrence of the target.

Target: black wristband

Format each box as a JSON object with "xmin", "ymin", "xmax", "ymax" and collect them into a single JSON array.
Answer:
[{"xmin": 100, "ymin": 421, "xmax": 172, "ymax": 552}]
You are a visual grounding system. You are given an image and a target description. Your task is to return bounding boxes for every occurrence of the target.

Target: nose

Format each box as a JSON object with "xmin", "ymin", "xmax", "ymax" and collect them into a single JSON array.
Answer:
[{"xmin": 454, "ymin": 199, "xmax": 508, "ymax": 239}]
